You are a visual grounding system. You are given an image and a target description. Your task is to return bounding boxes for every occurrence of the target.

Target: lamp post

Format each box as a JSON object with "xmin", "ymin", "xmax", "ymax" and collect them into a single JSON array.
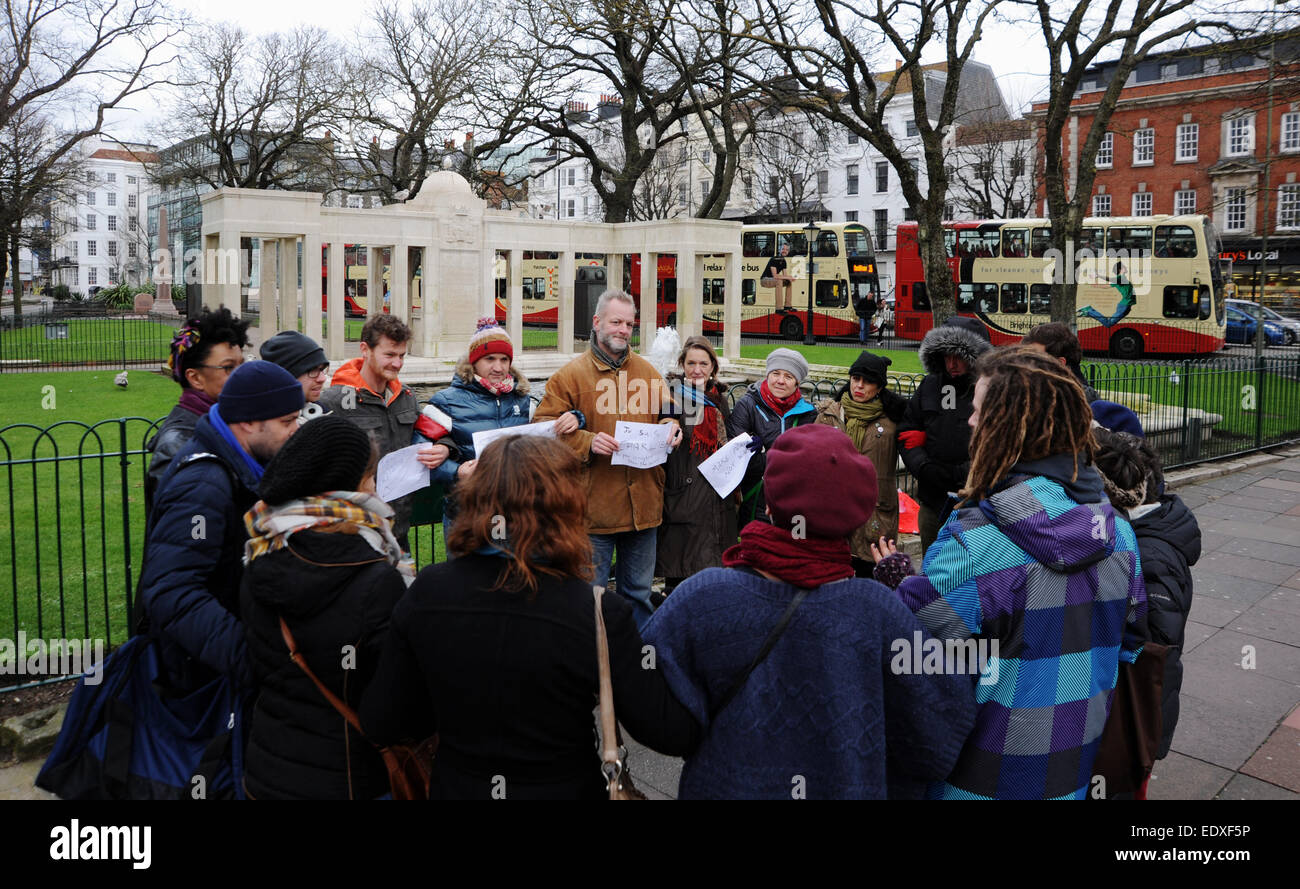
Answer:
[{"xmin": 803, "ymin": 220, "xmax": 818, "ymax": 345}]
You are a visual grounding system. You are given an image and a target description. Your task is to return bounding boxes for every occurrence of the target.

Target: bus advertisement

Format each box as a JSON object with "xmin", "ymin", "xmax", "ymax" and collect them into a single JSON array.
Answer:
[{"xmin": 893, "ymin": 215, "xmax": 1227, "ymax": 358}]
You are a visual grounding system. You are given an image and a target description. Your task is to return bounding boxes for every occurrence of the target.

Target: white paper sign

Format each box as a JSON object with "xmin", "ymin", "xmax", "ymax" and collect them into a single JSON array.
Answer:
[
  {"xmin": 698, "ymin": 434, "xmax": 755, "ymax": 497},
  {"xmin": 610, "ymin": 421, "xmax": 672, "ymax": 469},
  {"xmin": 376, "ymin": 443, "xmax": 431, "ymax": 502},
  {"xmin": 471, "ymin": 420, "xmax": 558, "ymax": 457}
]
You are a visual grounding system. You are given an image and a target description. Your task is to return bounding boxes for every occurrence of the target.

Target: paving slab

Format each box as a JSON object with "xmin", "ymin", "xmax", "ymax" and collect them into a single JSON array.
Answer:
[
  {"xmin": 1256, "ymin": 586, "xmax": 1300, "ymax": 618},
  {"xmin": 1171, "ymin": 690, "xmax": 1295, "ymax": 770},
  {"xmin": 1188, "ymin": 597, "xmax": 1246, "ymax": 629},
  {"xmin": 1146, "ymin": 752, "xmax": 1233, "ymax": 801},
  {"xmin": 1229, "ymin": 603, "xmax": 1300, "ymax": 647},
  {"xmin": 1184, "ymin": 628, "xmax": 1300, "ymax": 685},
  {"xmin": 1201, "ymin": 520, "xmax": 1300, "ymax": 547},
  {"xmin": 1195, "ymin": 552, "xmax": 1298, "ymax": 585},
  {"xmin": 1253, "ymin": 478, "xmax": 1300, "ymax": 495},
  {"xmin": 1215, "ymin": 538, "xmax": 1300, "ymax": 565},
  {"xmin": 1182, "ymin": 621, "xmax": 1220, "ymax": 653},
  {"xmin": 0, "ymin": 759, "xmax": 54, "ymax": 800},
  {"xmin": 1192, "ymin": 571, "xmax": 1283, "ymax": 607},
  {"xmin": 1217, "ymin": 773, "xmax": 1300, "ymax": 800},
  {"xmin": 1285, "ymin": 571, "xmax": 1300, "ymax": 591},
  {"xmin": 1239, "ymin": 725, "xmax": 1300, "ymax": 792},
  {"xmin": 621, "ymin": 734, "xmax": 681, "ymax": 799},
  {"xmin": 1196, "ymin": 502, "xmax": 1288, "ymax": 524},
  {"xmin": 1197, "ymin": 530, "xmax": 1234, "ymax": 553}
]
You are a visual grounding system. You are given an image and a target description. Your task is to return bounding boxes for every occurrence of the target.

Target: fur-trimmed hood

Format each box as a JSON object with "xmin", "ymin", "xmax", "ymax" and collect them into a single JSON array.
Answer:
[
  {"xmin": 452, "ymin": 356, "xmax": 531, "ymax": 395},
  {"xmin": 918, "ymin": 316, "xmax": 992, "ymax": 376}
]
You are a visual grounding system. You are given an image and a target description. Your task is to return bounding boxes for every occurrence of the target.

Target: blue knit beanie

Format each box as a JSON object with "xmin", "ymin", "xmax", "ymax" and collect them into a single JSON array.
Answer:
[
  {"xmin": 218, "ymin": 361, "xmax": 305, "ymax": 423},
  {"xmin": 1091, "ymin": 400, "xmax": 1144, "ymax": 438}
]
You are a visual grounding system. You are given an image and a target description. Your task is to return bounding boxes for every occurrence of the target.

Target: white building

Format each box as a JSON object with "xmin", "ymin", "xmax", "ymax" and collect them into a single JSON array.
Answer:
[{"xmin": 50, "ymin": 138, "xmax": 159, "ymax": 293}]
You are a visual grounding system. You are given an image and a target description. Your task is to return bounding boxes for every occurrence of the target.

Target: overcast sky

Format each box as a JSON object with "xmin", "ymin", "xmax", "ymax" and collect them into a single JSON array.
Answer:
[{"xmin": 108, "ymin": 0, "xmax": 1055, "ymax": 143}]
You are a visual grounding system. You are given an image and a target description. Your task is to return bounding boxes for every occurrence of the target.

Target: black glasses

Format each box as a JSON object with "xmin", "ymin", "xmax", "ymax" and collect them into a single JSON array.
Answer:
[{"xmin": 304, "ymin": 364, "xmax": 330, "ymax": 379}]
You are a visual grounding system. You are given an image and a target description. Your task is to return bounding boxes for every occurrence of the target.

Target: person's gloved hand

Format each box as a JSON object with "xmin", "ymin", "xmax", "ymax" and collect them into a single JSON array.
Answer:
[
  {"xmin": 746, "ymin": 434, "xmax": 764, "ymax": 453},
  {"xmin": 898, "ymin": 430, "xmax": 927, "ymax": 450}
]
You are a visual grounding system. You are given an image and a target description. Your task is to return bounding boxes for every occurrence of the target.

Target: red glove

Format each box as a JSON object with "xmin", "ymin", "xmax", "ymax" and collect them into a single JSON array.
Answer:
[{"xmin": 898, "ymin": 430, "xmax": 927, "ymax": 450}]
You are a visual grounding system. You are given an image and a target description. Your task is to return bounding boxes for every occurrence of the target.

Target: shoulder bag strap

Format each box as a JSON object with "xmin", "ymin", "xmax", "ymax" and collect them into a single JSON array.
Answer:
[
  {"xmin": 279, "ymin": 616, "xmax": 363, "ymax": 736},
  {"xmin": 709, "ymin": 588, "xmax": 810, "ymax": 721},
  {"xmin": 592, "ymin": 587, "xmax": 624, "ymax": 789}
]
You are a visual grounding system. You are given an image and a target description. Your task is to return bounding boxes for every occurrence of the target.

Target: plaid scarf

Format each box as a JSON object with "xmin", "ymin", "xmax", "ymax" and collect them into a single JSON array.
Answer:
[
  {"xmin": 243, "ymin": 492, "xmax": 414, "ymax": 585},
  {"xmin": 475, "ymin": 375, "xmax": 515, "ymax": 396}
]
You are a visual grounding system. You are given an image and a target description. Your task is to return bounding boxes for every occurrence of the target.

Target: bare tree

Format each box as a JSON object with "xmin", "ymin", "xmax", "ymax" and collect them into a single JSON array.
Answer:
[
  {"xmin": 0, "ymin": 0, "xmax": 182, "ymax": 315},
  {"xmin": 947, "ymin": 118, "xmax": 1038, "ymax": 218},
  {"xmin": 759, "ymin": 0, "xmax": 1007, "ymax": 325},
  {"xmin": 345, "ymin": 0, "xmax": 508, "ymax": 204},
  {"xmin": 155, "ymin": 24, "xmax": 348, "ymax": 192},
  {"xmin": 749, "ymin": 110, "xmax": 833, "ymax": 222},
  {"xmin": 1021, "ymin": 0, "xmax": 1231, "ymax": 323},
  {"xmin": 629, "ymin": 145, "xmax": 688, "ymax": 220}
]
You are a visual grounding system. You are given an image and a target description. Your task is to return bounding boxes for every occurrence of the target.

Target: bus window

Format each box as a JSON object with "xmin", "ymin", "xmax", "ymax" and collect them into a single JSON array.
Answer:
[
  {"xmin": 957, "ymin": 284, "xmax": 977, "ymax": 312},
  {"xmin": 1077, "ymin": 228, "xmax": 1105, "ymax": 258},
  {"xmin": 780, "ymin": 231, "xmax": 809, "ymax": 256},
  {"xmin": 1030, "ymin": 228, "xmax": 1052, "ymax": 258},
  {"xmin": 944, "ymin": 229, "xmax": 957, "ymax": 258},
  {"xmin": 1107, "ymin": 226, "xmax": 1152, "ymax": 258},
  {"xmin": 979, "ymin": 228, "xmax": 1001, "ymax": 257},
  {"xmin": 743, "ymin": 231, "xmax": 774, "ymax": 257},
  {"xmin": 660, "ymin": 278, "xmax": 677, "ymax": 304},
  {"xmin": 844, "ymin": 227, "xmax": 871, "ymax": 257},
  {"xmin": 741, "ymin": 279, "xmax": 756, "ymax": 305},
  {"xmin": 1002, "ymin": 228, "xmax": 1029, "ymax": 258},
  {"xmin": 1030, "ymin": 284, "xmax": 1052, "ymax": 314},
  {"xmin": 522, "ymin": 280, "xmax": 534, "ymax": 300},
  {"xmin": 976, "ymin": 283, "xmax": 998, "ymax": 313},
  {"xmin": 816, "ymin": 230, "xmax": 839, "ymax": 257},
  {"xmin": 1155, "ymin": 225, "xmax": 1198, "ymax": 258},
  {"xmin": 957, "ymin": 229, "xmax": 983, "ymax": 258},
  {"xmin": 1163, "ymin": 284, "xmax": 1209, "ymax": 319},
  {"xmin": 912, "ymin": 281, "xmax": 930, "ymax": 312},
  {"xmin": 815, "ymin": 280, "xmax": 841, "ymax": 307},
  {"xmin": 707, "ymin": 278, "xmax": 726, "ymax": 304},
  {"xmin": 1001, "ymin": 283, "xmax": 1028, "ymax": 313}
]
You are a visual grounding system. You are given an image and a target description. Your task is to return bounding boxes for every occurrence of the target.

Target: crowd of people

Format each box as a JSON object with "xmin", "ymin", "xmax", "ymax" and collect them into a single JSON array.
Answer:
[{"xmin": 118, "ymin": 295, "xmax": 1200, "ymax": 800}]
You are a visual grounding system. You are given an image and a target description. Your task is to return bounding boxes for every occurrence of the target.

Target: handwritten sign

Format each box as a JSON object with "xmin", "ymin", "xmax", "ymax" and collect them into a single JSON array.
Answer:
[
  {"xmin": 376, "ymin": 443, "xmax": 431, "ymax": 502},
  {"xmin": 471, "ymin": 420, "xmax": 558, "ymax": 457},
  {"xmin": 610, "ymin": 421, "xmax": 672, "ymax": 469},
  {"xmin": 697, "ymin": 434, "xmax": 755, "ymax": 498}
]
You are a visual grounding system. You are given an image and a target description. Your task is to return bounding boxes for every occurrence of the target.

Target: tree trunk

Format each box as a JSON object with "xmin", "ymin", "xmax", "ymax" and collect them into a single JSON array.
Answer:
[
  {"xmin": 916, "ymin": 204, "xmax": 955, "ymax": 326},
  {"xmin": 6, "ymin": 234, "xmax": 22, "ymax": 319}
]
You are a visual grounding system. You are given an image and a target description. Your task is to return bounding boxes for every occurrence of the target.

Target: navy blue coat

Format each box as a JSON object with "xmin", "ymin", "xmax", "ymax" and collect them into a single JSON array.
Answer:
[
  {"xmin": 138, "ymin": 415, "xmax": 259, "ymax": 692},
  {"xmin": 418, "ymin": 361, "xmax": 533, "ymax": 489}
]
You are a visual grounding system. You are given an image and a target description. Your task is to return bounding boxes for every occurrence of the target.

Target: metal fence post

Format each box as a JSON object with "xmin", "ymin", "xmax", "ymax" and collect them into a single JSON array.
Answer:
[
  {"xmin": 1180, "ymin": 358, "xmax": 1192, "ymax": 463},
  {"xmin": 1256, "ymin": 355, "xmax": 1267, "ymax": 450},
  {"xmin": 119, "ymin": 419, "xmax": 134, "ymax": 643}
]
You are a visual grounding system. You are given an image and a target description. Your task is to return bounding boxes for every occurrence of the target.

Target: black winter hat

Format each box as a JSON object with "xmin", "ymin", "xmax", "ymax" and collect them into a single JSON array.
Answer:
[
  {"xmin": 943, "ymin": 315, "xmax": 992, "ymax": 343},
  {"xmin": 259, "ymin": 415, "xmax": 375, "ymax": 505},
  {"xmin": 260, "ymin": 330, "xmax": 328, "ymax": 379},
  {"xmin": 218, "ymin": 361, "xmax": 305, "ymax": 423},
  {"xmin": 849, "ymin": 351, "xmax": 891, "ymax": 388}
]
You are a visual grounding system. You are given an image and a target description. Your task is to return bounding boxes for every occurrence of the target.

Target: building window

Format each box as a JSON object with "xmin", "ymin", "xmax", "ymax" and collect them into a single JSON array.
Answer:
[
  {"xmin": 875, "ymin": 161, "xmax": 888, "ymax": 193},
  {"xmin": 699, "ymin": 180, "xmax": 709, "ymax": 202},
  {"xmin": 564, "ymin": 198, "xmax": 575, "ymax": 218},
  {"xmin": 817, "ymin": 170, "xmax": 828, "ymax": 194},
  {"xmin": 128, "ymin": 242, "xmax": 137, "ymax": 258},
  {"xmin": 127, "ymin": 193, "xmax": 137, "ymax": 209},
  {"xmin": 846, "ymin": 164, "xmax": 859, "ymax": 195},
  {"xmin": 743, "ymin": 175, "xmax": 752, "ymax": 201},
  {"xmin": 903, "ymin": 205, "xmax": 916, "ymax": 221},
  {"xmin": 107, "ymin": 192, "xmax": 117, "ymax": 207},
  {"xmin": 87, "ymin": 240, "xmax": 97, "ymax": 256},
  {"xmin": 565, "ymin": 168, "xmax": 576, "ymax": 186},
  {"xmin": 1009, "ymin": 157, "xmax": 1025, "ymax": 178},
  {"xmin": 86, "ymin": 190, "xmax": 96, "ymax": 204},
  {"xmin": 1279, "ymin": 184, "xmax": 1300, "ymax": 229},
  {"xmin": 1226, "ymin": 116, "xmax": 1253, "ymax": 156},
  {"xmin": 107, "ymin": 240, "xmax": 117, "ymax": 257},
  {"xmin": 873, "ymin": 209, "xmax": 888, "ymax": 251},
  {"xmin": 1133, "ymin": 128, "xmax": 1154, "ymax": 165},
  {"xmin": 1132, "ymin": 192, "xmax": 1153, "ymax": 216},
  {"xmin": 86, "ymin": 171, "xmax": 96, "ymax": 183},
  {"xmin": 905, "ymin": 119, "xmax": 918, "ymax": 137},
  {"xmin": 847, "ymin": 130, "xmax": 858, "ymax": 145},
  {"xmin": 88, "ymin": 267, "xmax": 97, "ymax": 285},
  {"xmin": 1174, "ymin": 189, "xmax": 1196, "ymax": 215},
  {"xmin": 107, "ymin": 215, "xmax": 116, "ymax": 231},
  {"xmin": 69, "ymin": 217, "xmax": 78, "ymax": 232},
  {"xmin": 583, "ymin": 196, "xmax": 590, "ymax": 216},
  {"xmin": 1224, "ymin": 187, "xmax": 1246, "ymax": 231},
  {"xmin": 1283, "ymin": 112, "xmax": 1300, "ymax": 153},
  {"xmin": 1095, "ymin": 132, "xmax": 1113, "ymax": 168},
  {"xmin": 1092, "ymin": 194, "xmax": 1111, "ymax": 216},
  {"xmin": 678, "ymin": 182, "xmax": 688, "ymax": 206},
  {"xmin": 72, "ymin": 241, "xmax": 78, "ymax": 257},
  {"xmin": 107, "ymin": 172, "xmax": 116, "ymax": 183},
  {"xmin": 845, "ymin": 210, "xmax": 858, "ymax": 221},
  {"xmin": 86, "ymin": 214, "xmax": 96, "ymax": 230},
  {"xmin": 1176, "ymin": 123, "xmax": 1198, "ymax": 161},
  {"xmin": 701, "ymin": 149, "xmax": 710, "ymax": 166},
  {"xmin": 768, "ymin": 175, "xmax": 779, "ymax": 197},
  {"xmin": 127, "ymin": 175, "xmax": 137, "ymax": 185}
]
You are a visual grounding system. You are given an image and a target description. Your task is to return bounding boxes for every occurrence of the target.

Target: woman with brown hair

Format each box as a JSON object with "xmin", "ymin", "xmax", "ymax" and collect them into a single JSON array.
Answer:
[
  {"xmin": 871, "ymin": 346, "xmax": 1147, "ymax": 799},
  {"xmin": 359, "ymin": 436, "xmax": 700, "ymax": 799},
  {"xmin": 657, "ymin": 336, "xmax": 738, "ymax": 595}
]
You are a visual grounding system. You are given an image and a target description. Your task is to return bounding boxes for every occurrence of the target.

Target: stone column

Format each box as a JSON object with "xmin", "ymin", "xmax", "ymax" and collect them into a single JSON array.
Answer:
[
  {"xmin": 408, "ymin": 244, "xmax": 431, "ymax": 356},
  {"xmin": 558, "ymin": 249, "xmax": 576, "ymax": 354},
  {"xmin": 724, "ymin": 250, "xmax": 742, "ymax": 360},
  {"xmin": 639, "ymin": 249, "xmax": 655, "ymax": 355},
  {"xmin": 419, "ymin": 243, "xmax": 442, "ymax": 357},
  {"xmin": 278, "ymin": 237, "xmax": 297, "ymax": 334},
  {"xmin": 606, "ymin": 253, "xmax": 624, "ymax": 293},
  {"xmin": 391, "ymin": 241, "xmax": 409, "ymax": 323},
  {"xmin": 212, "ymin": 229, "xmax": 241, "ymax": 312},
  {"xmin": 676, "ymin": 252, "xmax": 703, "ymax": 342},
  {"xmin": 507, "ymin": 249, "xmax": 523, "ymax": 350},
  {"xmin": 368, "ymin": 246, "xmax": 385, "ymax": 316},
  {"xmin": 259, "ymin": 238, "xmax": 278, "ymax": 343},
  {"xmin": 326, "ymin": 241, "xmax": 345, "ymax": 360},
  {"xmin": 302, "ymin": 234, "xmax": 323, "ymax": 348}
]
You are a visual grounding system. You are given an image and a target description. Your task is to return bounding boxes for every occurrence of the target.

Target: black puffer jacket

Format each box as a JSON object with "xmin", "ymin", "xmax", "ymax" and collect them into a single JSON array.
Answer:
[
  {"xmin": 898, "ymin": 317, "xmax": 991, "ymax": 510},
  {"xmin": 1129, "ymin": 494, "xmax": 1201, "ymax": 759},
  {"xmin": 240, "ymin": 530, "xmax": 406, "ymax": 799}
]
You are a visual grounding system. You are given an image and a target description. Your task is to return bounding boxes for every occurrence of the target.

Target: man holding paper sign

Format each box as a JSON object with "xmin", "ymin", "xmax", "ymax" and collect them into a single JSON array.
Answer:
[{"xmin": 535, "ymin": 290, "xmax": 682, "ymax": 628}]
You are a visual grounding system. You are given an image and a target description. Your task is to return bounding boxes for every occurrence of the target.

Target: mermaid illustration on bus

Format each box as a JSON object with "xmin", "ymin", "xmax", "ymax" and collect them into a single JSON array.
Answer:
[{"xmin": 1077, "ymin": 261, "xmax": 1136, "ymax": 328}]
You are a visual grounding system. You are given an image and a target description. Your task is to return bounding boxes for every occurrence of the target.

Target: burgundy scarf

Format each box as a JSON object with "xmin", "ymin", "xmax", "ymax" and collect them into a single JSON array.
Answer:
[
  {"xmin": 178, "ymin": 388, "xmax": 216, "ymax": 416},
  {"xmin": 689, "ymin": 404, "xmax": 721, "ymax": 459},
  {"xmin": 759, "ymin": 379, "xmax": 802, "ymax": 416},
  {"xmin": 722, "ymin": 520, "xmax": 854, "ymax": 588}
]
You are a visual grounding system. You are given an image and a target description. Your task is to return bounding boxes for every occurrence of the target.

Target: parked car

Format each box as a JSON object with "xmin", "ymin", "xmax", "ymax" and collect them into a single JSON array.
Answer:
[
  {"xmin": 1226, "ymin": 299, "xmax": 1300, "ymax": 346},
  {"xmin": 1225, "ymin": 304, "xmax": 1286, "ymax": 346}
]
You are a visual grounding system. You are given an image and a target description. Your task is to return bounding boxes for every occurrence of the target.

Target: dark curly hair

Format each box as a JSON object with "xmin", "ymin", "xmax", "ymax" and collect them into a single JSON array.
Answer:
[
  {"xmin": 1093, "ymin": 427, "xmax": 1164, "ymax": 511},
  {"xmin": 169, "ymin": 305, "xmax": 250, "ymax": 390}
]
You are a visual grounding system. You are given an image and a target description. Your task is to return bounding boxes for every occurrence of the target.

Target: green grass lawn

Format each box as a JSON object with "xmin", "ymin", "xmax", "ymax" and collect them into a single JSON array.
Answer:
[
  {"xmin": 738, "ymin": 343, "xmax": 924, "ymax": 375},
  {"xmin": 0, "ymin": 318, "xmax": 177, "ymax": 367}
]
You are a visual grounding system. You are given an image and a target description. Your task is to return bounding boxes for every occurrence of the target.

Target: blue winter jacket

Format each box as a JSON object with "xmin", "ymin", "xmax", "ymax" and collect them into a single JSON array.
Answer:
[
  {"xmin": 138, "ymin": 414, "xmax": 260, "ymax": 693},
  {"xmin": 415, "ymin": 360, "xmax": 533, "ymax": 488},
  {"xmin": 725, "ymin": 383, "xmax": 817, "ymax": 525}
]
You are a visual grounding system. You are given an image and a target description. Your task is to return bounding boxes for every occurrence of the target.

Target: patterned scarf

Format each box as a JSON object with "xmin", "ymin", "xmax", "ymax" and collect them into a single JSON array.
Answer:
[
  {"xmin": 475, "ymin": 375, "xmax": 515, "ymax": 396},
  {"xmin": 839, "ymin": 392, "xmax": 885, "ymax": 453},
  {"xmin": 722, "ymin": 520, "xmax": 853, "ymax": 588},
  {"xmin": 759, "ymin": 379, "xmax": 802, "ymax": 416},
  {"xmin": 167, "ymin": 323, "xmax": 201, "ymax": 382},
  {"xmin": 243, "ymin": 491, "xmax": 415, "ymax": 586}
]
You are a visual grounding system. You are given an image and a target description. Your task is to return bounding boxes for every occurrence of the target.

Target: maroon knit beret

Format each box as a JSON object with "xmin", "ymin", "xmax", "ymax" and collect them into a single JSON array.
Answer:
[{"xmin": 764, "ymin": 424, "xmax": 878, "ymax": 539}]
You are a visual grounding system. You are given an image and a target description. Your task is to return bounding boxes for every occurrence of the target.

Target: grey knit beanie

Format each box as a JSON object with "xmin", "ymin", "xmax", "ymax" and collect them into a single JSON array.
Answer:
[{"xmin": 765, "ymin": 348, "xmax": 809, "ymax": 384}]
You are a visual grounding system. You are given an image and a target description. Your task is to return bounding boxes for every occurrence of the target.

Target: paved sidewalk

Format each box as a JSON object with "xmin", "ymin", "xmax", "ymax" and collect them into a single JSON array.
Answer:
[{"xmin": 625, "ymin": 446, "xmax": 1300, "ymax": 800}]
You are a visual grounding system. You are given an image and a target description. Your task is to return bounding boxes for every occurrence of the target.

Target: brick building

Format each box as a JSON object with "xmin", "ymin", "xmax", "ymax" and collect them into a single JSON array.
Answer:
[{"xmin": 1033, "ymin": 30, "xmax": 1300, "ymax": 310}]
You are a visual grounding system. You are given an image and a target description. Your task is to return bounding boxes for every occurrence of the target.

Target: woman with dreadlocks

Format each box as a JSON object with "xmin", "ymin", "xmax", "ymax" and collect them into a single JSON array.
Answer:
[
  {"xmin": 146, "ymin": 306, "xmax": 250, "ymax": 515},
  {"xmin": 870, "ymin": 346, "xmax": 1147, "ymax": 799},
  {"xmin": 656, "ymin": 337, "xmax": 738, "ymax": 598}
]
